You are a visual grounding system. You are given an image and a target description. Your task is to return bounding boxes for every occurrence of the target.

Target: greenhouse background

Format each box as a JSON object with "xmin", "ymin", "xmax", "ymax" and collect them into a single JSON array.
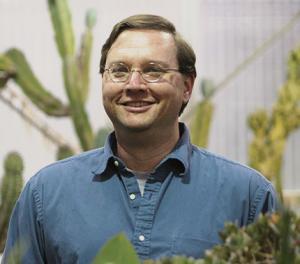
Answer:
[
  {"xmin": 0, "ymin": 0, "xmax": 300, "ymax": 261},
  {"xmin": 0, "ymin": 1, "xmax": 299, "ymax": 194}
]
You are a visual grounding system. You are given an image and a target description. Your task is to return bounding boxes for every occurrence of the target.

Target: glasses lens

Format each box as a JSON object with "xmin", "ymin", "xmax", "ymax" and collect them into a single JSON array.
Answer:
[
  {"xmin": 110, "ymin": 64, "xmax": 129, "ymax": 82},
  {"xmin": 142, "ymin": 65, "xmax": 164, "ymax": 82},
  {"xmin": 107, "ymin": 63, "xmax": 171, "ymax": 82}
]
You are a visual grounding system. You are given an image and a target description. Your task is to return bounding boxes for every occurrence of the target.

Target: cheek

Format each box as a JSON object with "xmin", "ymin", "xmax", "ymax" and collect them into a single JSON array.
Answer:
[{"xmin": 102, "ymin": 82, "xmax": 122, "ymax": 101}]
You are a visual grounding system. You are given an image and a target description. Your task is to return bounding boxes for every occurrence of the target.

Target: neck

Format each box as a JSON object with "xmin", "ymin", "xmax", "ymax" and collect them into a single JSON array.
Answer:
[{"xmin": 115, "ymin": 124, "xmax": 180, "ymax": 172}]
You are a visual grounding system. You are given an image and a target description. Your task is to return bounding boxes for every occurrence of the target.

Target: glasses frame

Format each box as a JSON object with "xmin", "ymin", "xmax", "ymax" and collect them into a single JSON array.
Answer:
[{"xmin": 104, "ymin": 63, "xmax": 180, "ymax": 83}]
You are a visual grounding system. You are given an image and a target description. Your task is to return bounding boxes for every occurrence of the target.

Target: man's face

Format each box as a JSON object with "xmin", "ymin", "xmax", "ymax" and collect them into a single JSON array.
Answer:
[{"xmin": 102, "ymin": 29, "xmax": 193, "ymax": 133}]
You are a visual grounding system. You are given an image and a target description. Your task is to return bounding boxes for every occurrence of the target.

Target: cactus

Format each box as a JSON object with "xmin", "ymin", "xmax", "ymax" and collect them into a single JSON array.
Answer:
[
  {"xmin": 0, "ymin": 1, "xmax": 100, "ymax": 251},
  {"xmin": 4, "ymin": 49, "xmax": 70, "ymax": 116},
  {"xmin": 0, "ymin": 152, "xmax": 24, "ymax": 252},
  {"xmin": 56, "ymin": 145, "xmax": 74, "ymax": 160},
  {"xmin": 0, "ymin": 0, "xmax": 97, "ymax": 151},
  {"xmin": 48, "ymin": 0, "xmax": 95, "ymax": 150},
  {"xmin": 93, "ymin": 127, "xmax": 112, "ymax": 148},
  {"xmin": 248, "ymin": 46, "xmax": 300, "ymax": 202},
  {"xmin": 0, "ymin": 54, "xmax": 15, "ymax": 89},
  {"xmin": 190, "ymin": 79, "xmax": 215, "ymax": 148}
]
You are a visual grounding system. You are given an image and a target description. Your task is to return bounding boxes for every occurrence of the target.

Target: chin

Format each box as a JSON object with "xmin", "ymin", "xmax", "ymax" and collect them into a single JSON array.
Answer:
[
  {"xmin": 118, "ymin": 119, "xmax": 155, "ymax": 133},
  {"xmin": 123, "ymin": 123, "xmax": 153, "ymax": 132}
]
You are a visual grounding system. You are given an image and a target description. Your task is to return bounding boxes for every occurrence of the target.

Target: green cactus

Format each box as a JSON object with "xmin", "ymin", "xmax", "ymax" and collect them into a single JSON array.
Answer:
[
  {"xmin": 0, "ymin": 54, "xmax": 15, "ymax": 89},
  {"xmin": 0, "ymin": 0, "xmax": 97, "ymax": 151},
  {"xmin": 56, "ymin": 145, "xmax": 74, "ymax": 160},
  {"xmin": 4, "ymin": 49, "xmax": 70, "ymax": 117},
  {"xmin": 48, "ymin": 0, "xmax": 95, "ymax": 150},
  {"xmin": 93, "ymin": 127, "xmax": 112, "ymax": 148},
  {"xmin": 190, "ymin": 79, "xmax": 215, "ymax": 148},
  {"xmin": 0, "ymin": 152, "xmax": 24, "ymax": 252},
  {"xmin": 248, "ymin": 46, "xmax": 300, "ymax": 202},
  {"xmin": 0, "ymin": 2, "xmax": 101, "ymax": 251}
]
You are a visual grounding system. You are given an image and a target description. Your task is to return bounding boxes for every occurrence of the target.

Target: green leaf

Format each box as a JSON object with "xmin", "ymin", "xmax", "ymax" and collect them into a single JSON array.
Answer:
[{"xmin": 92, "ymin": 233, "xmax": 140, "ymax": 264}]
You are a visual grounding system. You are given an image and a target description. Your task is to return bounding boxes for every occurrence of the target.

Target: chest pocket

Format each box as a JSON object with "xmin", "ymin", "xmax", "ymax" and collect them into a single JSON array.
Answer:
[{"xmin": 171, "ymin": 236, "xmax": 218, "ymax": 258}]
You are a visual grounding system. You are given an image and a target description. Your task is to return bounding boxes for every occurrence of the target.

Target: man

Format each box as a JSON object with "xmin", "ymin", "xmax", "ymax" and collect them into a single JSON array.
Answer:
[{"xmin": 3, "ymin": 14, "xmax": 277, "ymax": 263}]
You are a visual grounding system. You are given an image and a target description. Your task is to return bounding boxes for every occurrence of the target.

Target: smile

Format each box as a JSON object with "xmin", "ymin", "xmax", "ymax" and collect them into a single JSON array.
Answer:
[
  {"xmin": 120, "ymin": 101, "xmax": 155, "ymax": 113},
  {"xmin": 122, "ymin": 101, "xmax": 154, "ymax": 107}
]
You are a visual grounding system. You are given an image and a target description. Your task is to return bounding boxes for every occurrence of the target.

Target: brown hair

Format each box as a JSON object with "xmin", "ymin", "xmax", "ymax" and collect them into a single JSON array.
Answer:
[{"xmin": 99, "ymin": 14, "xmax": 197, "ymax": 115}]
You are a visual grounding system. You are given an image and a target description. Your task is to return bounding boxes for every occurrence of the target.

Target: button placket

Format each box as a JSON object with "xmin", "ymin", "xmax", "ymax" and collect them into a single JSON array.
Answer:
[
  {"xmin": 132, "ymin": 180, "xmax": 162, "ymax": 259},
  {"xmin": 119, "ymin": 171, "xmax": 141, "ymax": 209}
]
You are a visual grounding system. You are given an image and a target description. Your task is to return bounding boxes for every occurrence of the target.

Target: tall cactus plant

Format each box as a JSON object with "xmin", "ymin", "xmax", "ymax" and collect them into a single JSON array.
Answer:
[
  {"xmin": 190, "ymin": 79, "xmax": 215, "ymax": 148},
  {"xmin": 0, "ymin": 0, "xmax": 97, "ymax": 151},
  {"xmin": 0, "ymin": 152, "xmax": 24, "ymax": 252},
  {"xmin": 248, "ymin": 46, "xmax": 300, "ymax": 202}
]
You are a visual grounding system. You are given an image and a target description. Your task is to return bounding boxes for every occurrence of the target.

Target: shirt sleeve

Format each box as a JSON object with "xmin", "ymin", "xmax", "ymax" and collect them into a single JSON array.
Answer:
[
  {"xmin": 1, "ymin": 177, "xmax": 45, "ymax": 264},
  {"xmin": 246, "ymin": 174, "xmax": 278, "ymax": 225}
]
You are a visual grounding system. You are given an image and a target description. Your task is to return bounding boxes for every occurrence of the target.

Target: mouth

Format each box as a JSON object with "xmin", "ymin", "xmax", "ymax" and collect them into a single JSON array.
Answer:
[
  {"xmin": 120, "ymin": 101, "xmax": 155, "ymax": 112},
  {"xmin": 122, "ymin": 101, "xmax": 154, "ymax": 107}
]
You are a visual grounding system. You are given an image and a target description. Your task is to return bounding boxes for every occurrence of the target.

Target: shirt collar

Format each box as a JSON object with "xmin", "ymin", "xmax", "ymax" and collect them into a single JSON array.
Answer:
[
  {"xmin": 159, "ymin": 122, "xmax": 192, "ymax": 177},
  {"xmin": 92, "ymin": 122, "xmax": 192, "ymax": 178},
  {"xmin": 91, "ymin": 131, "xmax": 118, "ymax": 176}
]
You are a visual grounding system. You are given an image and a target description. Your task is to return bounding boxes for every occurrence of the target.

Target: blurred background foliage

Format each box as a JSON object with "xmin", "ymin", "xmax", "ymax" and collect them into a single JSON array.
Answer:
[{"xmin": 0, "ymin": 0, "xmax": 110, "ymax": 251}]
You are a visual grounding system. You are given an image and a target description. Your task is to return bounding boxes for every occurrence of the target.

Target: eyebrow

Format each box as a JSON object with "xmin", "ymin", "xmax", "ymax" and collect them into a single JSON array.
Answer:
[{"xmin": 107, "ymin": 60, "xmax": 172, "ymax": 68}]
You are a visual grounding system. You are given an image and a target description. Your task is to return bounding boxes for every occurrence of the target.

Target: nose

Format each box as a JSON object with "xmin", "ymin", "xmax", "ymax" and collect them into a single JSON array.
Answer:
[{"xmin": 125, "ymin": 70, "xmax": 146, "ymax": 89}]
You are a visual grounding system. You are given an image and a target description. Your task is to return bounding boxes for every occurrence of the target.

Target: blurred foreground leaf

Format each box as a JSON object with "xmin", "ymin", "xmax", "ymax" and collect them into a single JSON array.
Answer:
[{"xmin": 93, "ymin": 233, "xmax": 140, "ymax": 264}]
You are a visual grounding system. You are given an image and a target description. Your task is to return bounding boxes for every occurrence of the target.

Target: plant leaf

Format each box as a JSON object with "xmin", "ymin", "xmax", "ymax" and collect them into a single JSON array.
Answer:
[{"xmin": 92, "ymin": 233, "xmax": 140, "ymax": 264}]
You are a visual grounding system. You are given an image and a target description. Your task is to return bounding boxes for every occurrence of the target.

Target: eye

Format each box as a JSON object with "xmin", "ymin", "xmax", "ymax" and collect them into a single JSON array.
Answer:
[
  {"xmin": 143, "ymin": 65, "xmax": 164, "ymax": 73},
  {"xmin": 110, "ymin": 64, "xmax": 129, "ymax": 77},
  {"xmin": 143, "ymin": 65, "xmax": 165, "ymax": 79}
]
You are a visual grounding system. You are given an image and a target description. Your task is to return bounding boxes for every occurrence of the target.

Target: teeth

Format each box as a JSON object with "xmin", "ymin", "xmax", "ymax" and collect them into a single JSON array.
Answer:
[{"xmin": 125, "ymin": 102, "xmax": 151, "ymax": 107}]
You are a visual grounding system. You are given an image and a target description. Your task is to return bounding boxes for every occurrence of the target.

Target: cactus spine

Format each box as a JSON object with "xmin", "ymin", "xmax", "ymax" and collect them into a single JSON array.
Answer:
[
  {"xmin": 0, "ymin": 152, "xmax": 24, "ymax": 252},
  {"xmin": 248, "ymin": 46, "xmax": 300, "ymax": 202}
]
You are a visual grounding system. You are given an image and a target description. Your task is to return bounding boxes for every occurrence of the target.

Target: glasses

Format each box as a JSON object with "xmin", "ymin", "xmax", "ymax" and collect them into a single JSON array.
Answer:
[{"xmin": 104, "ymin": 62, "xmax": 180, "ymax": 83}]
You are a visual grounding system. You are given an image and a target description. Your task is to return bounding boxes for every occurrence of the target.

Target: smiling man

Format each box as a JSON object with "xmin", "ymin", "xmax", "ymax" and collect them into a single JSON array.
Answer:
[
  {"xmin": 2, "ymin": 15, "xmax": 277, "ymax": 263},
  {"xmin": 101, "ymin": 28, "xmax": 194, "ymax": 172}
]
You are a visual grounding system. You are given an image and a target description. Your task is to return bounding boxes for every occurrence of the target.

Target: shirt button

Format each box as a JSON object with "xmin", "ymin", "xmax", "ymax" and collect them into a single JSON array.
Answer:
[
  {"xmin": 114, "ymin": 160, "xmax": 119, "ymax": 167},
  {"xmin": 139, "ymin": 235, "xmax": 145, "ymax": 242},
  {"xmin": 129, "ymin": 193, "xmax": 136, "ymax": 200}
]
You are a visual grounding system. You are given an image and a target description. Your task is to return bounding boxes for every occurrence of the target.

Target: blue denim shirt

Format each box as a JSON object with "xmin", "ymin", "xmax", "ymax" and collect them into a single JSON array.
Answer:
[{"xmin": 2, "ymin": 123, "xmax": 277, "ymax": 263}]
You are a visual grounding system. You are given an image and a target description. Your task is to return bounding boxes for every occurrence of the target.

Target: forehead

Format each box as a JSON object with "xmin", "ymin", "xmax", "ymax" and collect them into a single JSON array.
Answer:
[{"xmin": 106, "ymin": 30, "xmax": 178, "ymax": 66}]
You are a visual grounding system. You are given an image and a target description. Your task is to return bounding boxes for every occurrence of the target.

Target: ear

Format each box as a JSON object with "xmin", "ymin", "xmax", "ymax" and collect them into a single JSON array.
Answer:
[{"xmin": 182, "ymin": 75, "xmax": 195, "ymax": 103}]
